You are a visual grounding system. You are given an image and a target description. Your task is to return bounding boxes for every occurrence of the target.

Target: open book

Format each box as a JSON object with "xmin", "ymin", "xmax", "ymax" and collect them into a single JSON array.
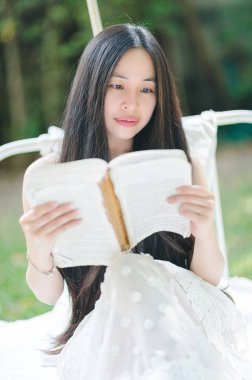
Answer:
[{"xmin": 24, "ymin": 149, "xmax": 192, "ymax": 267}]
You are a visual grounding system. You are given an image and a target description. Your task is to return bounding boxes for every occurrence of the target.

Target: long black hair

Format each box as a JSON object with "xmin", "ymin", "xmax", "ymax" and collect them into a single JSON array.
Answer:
[{"xmin": 54, "ymin": 23, "xmax": 194, "ymax": 352}]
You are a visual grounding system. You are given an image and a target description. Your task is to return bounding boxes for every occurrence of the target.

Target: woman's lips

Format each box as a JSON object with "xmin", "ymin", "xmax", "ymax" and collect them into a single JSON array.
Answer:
[{"xmin": 115, "ymin": 118, "xmax": 138, "ymax": 128}]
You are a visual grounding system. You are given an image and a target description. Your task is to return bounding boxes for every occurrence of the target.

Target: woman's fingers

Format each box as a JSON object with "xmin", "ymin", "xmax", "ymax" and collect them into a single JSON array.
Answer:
[
  {"xmin": 167, "ymin": 185, "xmax": 215, "ymax": 239},
  {"xmin": 176, "ymin": 185, "xmax": 214, "ymax": 197},
  {"xmin": 168, "ymin": 194, "xmax": 214, "ymax": 209},
  {"xmin": 179, "ymin": 203, "xmax": 212, "ymax": 215},
  {"xmin": 31, "ymin": 203, "xmax": 78, "ymax": 229},
  {"xmin": 19, "ymin": 202, "xmax": 59, "ymax": 224},
  {"xmin": 167, "ymin": 185, "xmax": 214, "ymax": 209},
  {"xmin": 20, "ymin": 202, "xmax": 74, "ymax": 226},
  {"xmin": 35, "ymin": 208, "xmax": 81, "ymax": 235},
  {"xmin": 42, "ymin": 217, "xmax": 82, "ymax": 237},
  {"xmin": 178, "ymin": 209, "xmax": 204, "ymax": 225},
  {"xmin": 19, "ymin": 202, "xmax": 82, "ymax": 237}
]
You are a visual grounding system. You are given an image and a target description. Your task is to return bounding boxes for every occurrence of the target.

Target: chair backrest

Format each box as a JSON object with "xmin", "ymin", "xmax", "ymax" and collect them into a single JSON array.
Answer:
[
  {"xmin": 182, "ymin": 110, "xmax": 252, "ymax": 277},
  {"xmin": 1, "ymin": 109, "xmax": 252, "ymax": 277}
]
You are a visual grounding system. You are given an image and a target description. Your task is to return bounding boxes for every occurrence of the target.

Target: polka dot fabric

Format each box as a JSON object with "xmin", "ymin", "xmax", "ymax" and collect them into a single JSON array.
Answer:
[{"xmin": 58, "ymin": 252, "xmax": 251, "ymax": 380}]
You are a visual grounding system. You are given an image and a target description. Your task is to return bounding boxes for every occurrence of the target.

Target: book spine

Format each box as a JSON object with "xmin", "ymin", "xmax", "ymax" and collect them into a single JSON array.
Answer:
[{"xmin": 99, "ymin": 173, "xmax": 130, "ymax": 251}]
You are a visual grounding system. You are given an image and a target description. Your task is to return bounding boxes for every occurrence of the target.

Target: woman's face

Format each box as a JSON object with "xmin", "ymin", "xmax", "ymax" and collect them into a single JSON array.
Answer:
[{"xmin": 104, "ymin": 48, "xmax": 157, "ymax": 151}]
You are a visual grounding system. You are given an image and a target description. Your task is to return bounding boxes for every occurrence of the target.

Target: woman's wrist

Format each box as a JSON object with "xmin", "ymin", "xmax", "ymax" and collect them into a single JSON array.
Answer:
[{"xmin": 26, "ymin": 251, "xmax": 57, "ymax": 277}]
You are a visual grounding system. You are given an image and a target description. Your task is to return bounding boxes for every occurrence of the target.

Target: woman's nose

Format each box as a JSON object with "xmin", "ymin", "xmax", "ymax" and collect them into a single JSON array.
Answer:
[{"xmin": 121, "ymin": 91, "xmax": 139, "ymax": 110}]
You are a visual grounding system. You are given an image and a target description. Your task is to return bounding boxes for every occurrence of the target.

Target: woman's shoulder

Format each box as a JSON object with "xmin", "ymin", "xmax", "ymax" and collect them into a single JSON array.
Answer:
[
  {"xmin": 22, "ymin": 152, "xmax": 59, "ymax": 210},
  {"xmin": 24, "ymin": 152, "xmax": 59, "ymax": 179}
]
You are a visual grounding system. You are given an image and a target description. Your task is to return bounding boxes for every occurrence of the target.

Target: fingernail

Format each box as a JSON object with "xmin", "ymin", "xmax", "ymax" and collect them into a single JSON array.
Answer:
[
  {"xmin": 65, "ymin": 202, "xmax": 75, "ymax": 208},
  {"xmin": 176, "ymin": 187, "xmax": 183, "ymax": 193},
  {"xmin": 50, "ymin": 202, "xmax": 58, "ymax": 207}
]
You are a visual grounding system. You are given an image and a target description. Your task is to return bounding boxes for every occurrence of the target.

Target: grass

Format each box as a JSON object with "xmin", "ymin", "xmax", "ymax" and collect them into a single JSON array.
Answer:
[
  {"xmin": 0, "ymin": 216, "xmax": 52, "ymax": 321},
  {"xmin": 0, "ymin": 169, "xmax": 52, "ymax": 321},
  {"xmin": 0, "ymin": 142, "xmax": 251, "ymax": 320},
  {"xmin": 216, "ymin": 141, "xmax": 252, "ymax": 280},
  {"xmin": 219, "ymin": 169, "xmax": 252, "ymax": 279}
]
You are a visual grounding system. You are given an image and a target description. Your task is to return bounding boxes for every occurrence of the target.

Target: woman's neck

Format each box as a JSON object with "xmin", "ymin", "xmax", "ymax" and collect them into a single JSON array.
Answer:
[{"xmin": 108, "ymin": 138, "xmax": 133, "ymax": 161}]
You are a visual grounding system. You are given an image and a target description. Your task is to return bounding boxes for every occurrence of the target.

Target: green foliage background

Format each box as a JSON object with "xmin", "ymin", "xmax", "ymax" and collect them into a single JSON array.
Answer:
[{"xmin": 0, "ymin": 0, "xmax": 251, "ymax": 147}]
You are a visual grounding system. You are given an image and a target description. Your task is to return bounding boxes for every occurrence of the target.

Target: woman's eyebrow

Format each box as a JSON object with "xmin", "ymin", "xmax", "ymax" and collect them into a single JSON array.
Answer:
[{"xmin": 111, "ymin": 73, "xmax": 156, "ymax": 82}]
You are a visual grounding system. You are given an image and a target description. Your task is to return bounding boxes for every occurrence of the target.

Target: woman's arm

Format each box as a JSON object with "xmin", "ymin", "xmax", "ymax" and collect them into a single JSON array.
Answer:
[
  {"xmin": 23, "ymin": 196, "xmax": 65, "ymax": 305},
  {"xmin": 168, "ymin": 157, "xmax": 225, "ymax": 286},
  {"xmin": 20, "ymin": 154, "xmax": 82, "ymax": 305}
]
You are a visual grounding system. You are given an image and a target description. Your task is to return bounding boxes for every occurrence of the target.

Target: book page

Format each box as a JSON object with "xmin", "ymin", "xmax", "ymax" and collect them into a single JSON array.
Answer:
[
  {"xmin": 109, "ymin": 149, "xmax": 186, "ymax": 168},
  {"xmin": 24, "ymin": 159, "xmax": 121, "ymax": 267},
  {"xmin": 110, "ymin": 156, "xmax": 192, "ymax": 248}
]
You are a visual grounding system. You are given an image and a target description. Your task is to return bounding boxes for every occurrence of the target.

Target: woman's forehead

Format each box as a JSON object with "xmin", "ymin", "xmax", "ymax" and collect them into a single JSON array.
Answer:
[{"xmin": 111, "ymin": 48, "xmax": 156, "ymax": 81}]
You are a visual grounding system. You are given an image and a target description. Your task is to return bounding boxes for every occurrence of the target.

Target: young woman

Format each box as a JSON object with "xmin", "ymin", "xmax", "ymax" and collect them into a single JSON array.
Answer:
[{"xmin": 19, "ymin": 24, "xmax": 251, "ymax": 379}]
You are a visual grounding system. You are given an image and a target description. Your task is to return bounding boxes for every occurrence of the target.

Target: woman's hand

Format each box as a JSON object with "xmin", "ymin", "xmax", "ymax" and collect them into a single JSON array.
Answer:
[
  {"xmin": 19, "ymin": 201, "xmax": 82, "ymax": 270},
  {"xmin": 167, "ymin": 185, "xmax": 215, "ymax": 240},
  {"xmin": 167, "ymin": 157, "xmax": 224, "ymax": 285}
]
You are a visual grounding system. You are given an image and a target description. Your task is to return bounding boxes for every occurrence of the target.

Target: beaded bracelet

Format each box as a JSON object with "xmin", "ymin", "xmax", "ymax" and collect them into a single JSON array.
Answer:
[{"xmin": 26, "ymin": 253, "xmax": 57, "ymax": 277}]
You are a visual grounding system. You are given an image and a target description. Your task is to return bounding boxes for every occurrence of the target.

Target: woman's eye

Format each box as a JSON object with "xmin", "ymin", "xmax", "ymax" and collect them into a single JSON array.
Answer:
[
  {"xmin": 110, "ymin": 84, "xmax": 123, "ymax": 90},
  {"xmin": 141, "ymin": 88, "xmax": 153, "ymax": 93}
]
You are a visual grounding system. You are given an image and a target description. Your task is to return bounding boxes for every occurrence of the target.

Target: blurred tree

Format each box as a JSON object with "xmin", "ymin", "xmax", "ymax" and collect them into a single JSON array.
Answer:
[
  {"xmin": 178, "ymin": 0, "xmax": 231, "ymax": 113},
  {"xmin": 0, "ymin": 0, "xmax": 251, "ymax": 148},
  {"xmin": 1, "ymin": 1, "xmax": 27, "ymax": 141},
  {"xmin": 0, "ymin": 0, "xmax": 92, "ymax": 146},
  {"xmin": 218, "ymin": 0, "xmax": 252, "ymax": 109},
  {"xmin": 39, "ymin": 0, "xmax": 92, "ymax": 127}
]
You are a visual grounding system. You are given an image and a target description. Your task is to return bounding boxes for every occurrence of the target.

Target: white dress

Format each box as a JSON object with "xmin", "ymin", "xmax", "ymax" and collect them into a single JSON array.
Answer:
[
  {"xmin": 57, "ymin": 252, "xmax": 251, "ymax": 380},
  {"xmin": 1, "ymin": 252, "xmax": 252, "ymax": 379}
]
